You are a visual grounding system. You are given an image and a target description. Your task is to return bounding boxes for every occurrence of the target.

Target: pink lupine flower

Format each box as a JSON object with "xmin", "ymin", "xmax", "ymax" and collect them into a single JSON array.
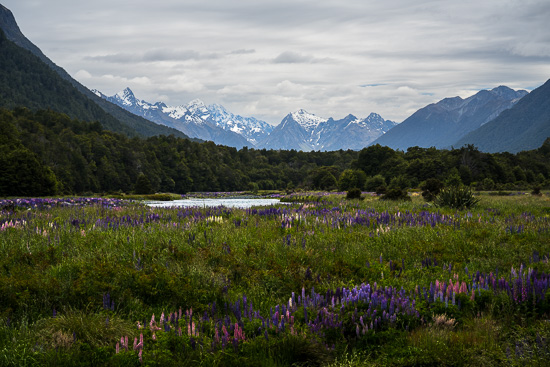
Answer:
[
  {"xmin": 116, "ymin": 342, "xmax": 120, "ymax": 354},
  {"xmin": 138, "ymin": 349, "xmax": 143, "ymax": 363}
]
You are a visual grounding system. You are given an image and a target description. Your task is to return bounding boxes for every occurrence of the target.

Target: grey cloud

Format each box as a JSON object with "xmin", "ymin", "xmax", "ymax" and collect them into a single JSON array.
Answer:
[
  {"xmin": 229, "ymin": 49, "xmax": 256, "ymax": 55},
  {"xmin": 3, "ymin": 0, "xmax": 549, "ymax": 124},
  {"xmin": 87, "ymin": 49, "xmax": 221, "ymax": 63},
  {"xmin": 272, "ymin": 51, "xmax": 333, "ymax": 64}
]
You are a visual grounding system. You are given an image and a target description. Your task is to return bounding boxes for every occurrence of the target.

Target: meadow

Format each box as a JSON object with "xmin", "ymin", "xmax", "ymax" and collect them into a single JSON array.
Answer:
[{"xmin": 1, "ymin": 192, "xmax": 550, "ymax": 366}]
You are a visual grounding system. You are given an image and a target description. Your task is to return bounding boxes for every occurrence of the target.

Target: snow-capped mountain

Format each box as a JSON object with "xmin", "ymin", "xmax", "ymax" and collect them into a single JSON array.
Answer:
[
  {"xmin": 208, "ymin": 104, "xmax": 273, "ymax": 145},
  {"xmin": 259, "ymin": 110, "xmax": 396, "ymax": 151},
  {"xmin": 93, "ymin": 88, "xmax": 268, "ymax": 149},
  {"xmin": 94, "ymin": 87, "xmax": 396, "ymax": 151}
]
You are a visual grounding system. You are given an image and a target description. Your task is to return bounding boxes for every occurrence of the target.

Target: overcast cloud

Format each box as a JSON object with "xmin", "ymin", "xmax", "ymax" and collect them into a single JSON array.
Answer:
[{"xmin": 3, "ymin": 0, "xmax": 550, "ymax": 124}]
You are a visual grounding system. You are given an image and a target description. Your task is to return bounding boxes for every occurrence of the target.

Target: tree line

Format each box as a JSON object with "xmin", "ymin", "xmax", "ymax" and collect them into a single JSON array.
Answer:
[{"xmin": 0, "ymin": 107, "xmax": 549, "ymax": 197}]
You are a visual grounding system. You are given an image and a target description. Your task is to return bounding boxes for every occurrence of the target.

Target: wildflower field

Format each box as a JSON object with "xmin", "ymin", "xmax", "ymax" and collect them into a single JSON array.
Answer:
[{"xmin": 1, "ymin": 193, "xmax": 550, "ymax": 366}]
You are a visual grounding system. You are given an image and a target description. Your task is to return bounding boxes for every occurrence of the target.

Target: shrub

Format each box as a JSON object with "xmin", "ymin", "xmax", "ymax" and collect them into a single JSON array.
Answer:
[
  {"xmin": 134, "ymin": 174, "xmax": 153, "ymax": 195},
  {"xmin": 389, "ymin": 175, "xmax": 410, "ymax": 190},
  {"xmin": 532, "ymin": 186, "xmax": 542, "ymax": 196},
  {"xmin": 365, "ymin": 175, "xmax": 386, "ymax": 192},
  {"xmin": 481, "ymin": 178, "xmax": 495, "ymax": 191},
  {"xmin": 380, "ymin": 188, "xmax": 411, "ymax": 201},
  {"xmin": 375, "ymin": 185, "xmax": 387, "ymax": 195},
  {"xmin": 421, "ymin": 178, "xmax": 443, "ymax": 202},
  {"xmin": 434, "ymin": 185, "xmax": 480, "ymax": 209},
  {"xmin": 346, "ymin": 188, "xmax": 362, "ymax": 200}
]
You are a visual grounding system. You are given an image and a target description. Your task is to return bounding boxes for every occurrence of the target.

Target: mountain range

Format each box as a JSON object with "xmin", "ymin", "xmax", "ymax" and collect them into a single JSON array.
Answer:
[
  {"xmin": 97, "ymin": 88, "xmax": 397, "ymax": 151},
  {"xmin": 456, "ymin": 79, "xmax": 550, "ymax": 153},
  {"xmin": 93, "ymin": 88, "xmax": 271, "ymax": 149},
  {"xmin": 258, "ymin": 110, "xmax": 397, "ymax": 151},
  {"xmin": 1, "ymin": 3, "xmax": 549, "ymax": 154},
  {"xmin": 371, "ymin": 86, "xmax": 528, "ymax": 151}
]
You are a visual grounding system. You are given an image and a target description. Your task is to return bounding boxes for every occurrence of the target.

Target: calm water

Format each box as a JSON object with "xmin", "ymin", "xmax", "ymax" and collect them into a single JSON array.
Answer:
[{"xmin": 145, "ymin": 198, "xmax": 285, "ymax": 209}]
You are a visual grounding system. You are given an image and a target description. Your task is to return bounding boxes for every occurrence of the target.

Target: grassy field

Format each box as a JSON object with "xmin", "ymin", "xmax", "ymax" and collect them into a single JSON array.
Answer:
[{"xmin": 1, "ymin": 192, "xmax": 550, "ymax": 366}]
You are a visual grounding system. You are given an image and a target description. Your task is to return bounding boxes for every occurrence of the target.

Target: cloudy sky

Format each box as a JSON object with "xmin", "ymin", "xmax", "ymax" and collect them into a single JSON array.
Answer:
[{"xmin": 3, "ymin": 0, "xmax": 550, "ymax": 124}]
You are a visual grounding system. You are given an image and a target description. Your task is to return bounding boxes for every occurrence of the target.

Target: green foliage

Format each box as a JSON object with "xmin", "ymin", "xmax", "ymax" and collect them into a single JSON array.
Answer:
[
  {"xmin": 134, "ymin": 174, "xmax": 153, "ymax": 195},
  {"xmin": 0, "ymin": 193, "xmax": 550, "ymax": 364},
  {"xmin": 311, "ymin": 166, "xmax": 339, "ymax": 190},
  {"xmin": 388, "ymin": 175, "xmax": 410, "ymax": 190},
  {"xmin": 35, "ymin": 309, "xmax": 138, "ymax": 349},
  {"xmin": 365, "ymin": 174, "xmax": 386, "ymax": 192},
  {"xmin": 0, "ymin": 28, "xmax": 189, "ymax": 140},
  {"xmin": 481, "ymin": 177, "xmax": 495, "ymax": 190},
  {"xmin": 346, "ymin": 188, "xmax": 362, "ymax": 200},
  {"xmin": 421, "ymin": 178, "xmax": 443, "ymax": 202},
  {"xmin": 434, "ymin": 185, "xmax": 480, "ymax": 209},
  {"xmin": 380, "ymin": 188, "xmax": 411, "ymax": 201},
  {"xmin": 0, "ymin": 107, "xmax": 549, "ymax": 196},
  {"xmin": 338, "ymin": 169, "xmax": 366, "ymax": 191},
  {"xmin": 375, "ymin": 185, "xmax": 387, "ymax": 195}
]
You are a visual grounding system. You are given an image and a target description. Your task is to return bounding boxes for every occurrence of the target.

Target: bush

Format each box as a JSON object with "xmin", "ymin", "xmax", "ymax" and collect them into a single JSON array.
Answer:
[
  {"xmin": 388, "ymin": 175, "xmax": 410, "ymax": 190},
  {"xmin": 380, "ymin": 188, "xmax": 411, "ymax": 201},
  {"xmin": 481, "ymin": 178, "xmax": 495, "ymax": 191},
  {"xmin": 434, "ymin": 186, "xmax": 480, "ymax": 209},
  {"xmin": 365, "ymin": 175, "xmax": 386, "ymax": 192},
  {"xmin": 134, "ymin": 174, "xmax": 153, "ymax": 195},
  {"xmin": 375, "ymin": 185, "xmax": 387, "ymax": 195},
  {"xmin": 421, "ymin": 178, "xmax": 443, "ymax": 202},
  {"xmin": 346, "ymin": 188, "xmax": 362, "ymax": 200},
  {"xmin": 532, "ymin": 186, "xmax": 542, "ymax": 196}
]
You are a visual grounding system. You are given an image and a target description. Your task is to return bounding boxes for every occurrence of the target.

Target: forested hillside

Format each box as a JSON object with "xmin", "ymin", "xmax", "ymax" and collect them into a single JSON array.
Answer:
[
  {"xmin": 1, "ymin": 107, "xmax": 549, "ymax": 197},
  {"xmin": 0, "ymin": 28, "xmax": 192, "ymax": 139}
]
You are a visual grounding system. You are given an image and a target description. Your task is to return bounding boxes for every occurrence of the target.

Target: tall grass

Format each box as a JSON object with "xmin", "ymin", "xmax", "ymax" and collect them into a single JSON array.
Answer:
[{"xmin": 0, "ymin": 193, "xmax": 549, "ymax": 365}]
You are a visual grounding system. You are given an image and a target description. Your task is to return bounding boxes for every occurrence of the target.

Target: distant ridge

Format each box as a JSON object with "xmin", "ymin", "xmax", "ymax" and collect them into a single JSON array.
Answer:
[
  {"xmin": 0, "ymin": 4, "xmax": 192, "ymax": 139},
  {"xmin": 372, "ymin": 86, "xmax": 528, "ymax": 151},
  {"xmin": 455, "ymin": 79, "xmax": 550, "ymax": 153}
]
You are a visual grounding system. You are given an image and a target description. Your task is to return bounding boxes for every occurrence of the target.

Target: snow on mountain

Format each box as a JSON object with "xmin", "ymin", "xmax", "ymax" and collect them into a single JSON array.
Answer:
[
  {"xmin": 290, "ymin": 109, "xmax": 328, "ymax": 132},
  {"xmin": 208, "ymin": 104, "xmax": 274, "ymax": 145},
  {"xmin": 259, "ymin": 110, "xmax": 395, "ymax": 151},
  {"xmin": 94, "ymin": 87, "xmax": 396, "ymax": 151},
  {"xmin": 96, "ymin": 88, "xmax": 271, "ymax": 148}
]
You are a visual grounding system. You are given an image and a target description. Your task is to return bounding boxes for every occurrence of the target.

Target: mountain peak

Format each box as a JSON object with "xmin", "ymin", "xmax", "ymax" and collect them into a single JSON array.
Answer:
[
  {"xmin": 490, "ymin": 85, "xmax": 528, "ymax": 100},
  {"xmin": 289, "ymin": 109, "xmax": 327, "ymax": 130},
  {"xmin": 115, "ymin": 87, "xmax": 136, "ymax": 106}
]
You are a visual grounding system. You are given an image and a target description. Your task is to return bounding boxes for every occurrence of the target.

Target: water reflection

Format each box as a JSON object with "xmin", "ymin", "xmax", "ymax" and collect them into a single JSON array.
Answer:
[{"xmin": 145, "ymin": 198, "xmax": 285, "ymax": 209}]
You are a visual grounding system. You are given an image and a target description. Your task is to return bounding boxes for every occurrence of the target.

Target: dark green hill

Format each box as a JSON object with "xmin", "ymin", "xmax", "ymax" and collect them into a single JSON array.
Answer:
[
  {"xmin": 0, "ymin": 5, "xmax": 192, "ymax": 139},
  {"xmin": 455, "ymin": 79, "xmax": 550, "ymax": 153}
]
